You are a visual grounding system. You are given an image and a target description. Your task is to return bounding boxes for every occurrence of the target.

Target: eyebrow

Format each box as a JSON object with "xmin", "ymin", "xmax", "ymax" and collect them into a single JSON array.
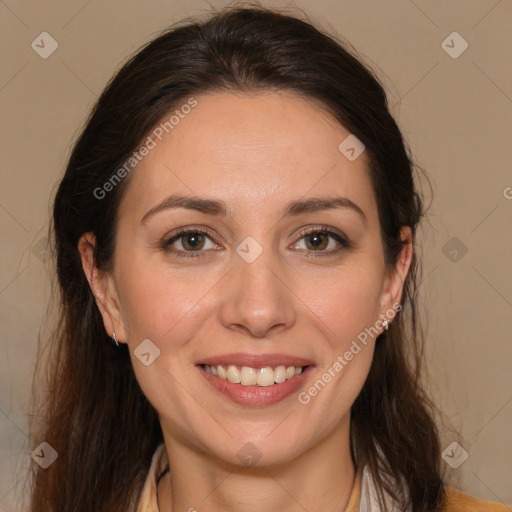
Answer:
[{"xmin": 140, "ymin": 193, "xmax": 367, "ymax": 225}]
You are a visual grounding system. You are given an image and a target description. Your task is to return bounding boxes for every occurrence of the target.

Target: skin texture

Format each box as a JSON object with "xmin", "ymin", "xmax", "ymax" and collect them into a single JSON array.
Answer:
[{"xmin": 78, "ymin": 91, "xmax": 412, "ymax": 512}]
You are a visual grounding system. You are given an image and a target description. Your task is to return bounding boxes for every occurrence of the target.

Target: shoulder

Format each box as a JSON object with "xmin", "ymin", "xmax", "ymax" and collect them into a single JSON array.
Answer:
[{"xmin": 443, "ymin": 485, "xmax": 511, "ymax": 512}]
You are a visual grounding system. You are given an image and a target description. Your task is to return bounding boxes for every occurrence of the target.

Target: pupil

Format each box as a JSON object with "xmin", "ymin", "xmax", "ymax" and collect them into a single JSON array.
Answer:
[
  {"xmin": 310, "ymin": 234, "xmax": 322, "ymax": 246},
  {"xmin": 186, "ymin": 233, "xmax": 202, "ymax": 248},
  {"xmin": 306, "ymin": 233, "xmax": 328, "ymax": 251}
]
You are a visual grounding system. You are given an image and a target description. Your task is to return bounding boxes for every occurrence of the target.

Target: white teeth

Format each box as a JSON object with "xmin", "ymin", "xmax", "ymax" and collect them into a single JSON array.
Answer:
[
  {"xmin": 240, "ymin": 366, "xmax": 257, "ymax": 386},
  {"xmin": 217, "ymin": 365, "xmax": 227, "ymax": 379},
  {"xmin": 226, "ymin": 365, "xmax": 241, "ymax": 383},
  {"xmin": 203, "ymin": 364, "xmax": 307, "ymax": 386},
  {"xmin": 274, "ymin": 365, "xmax": 287, "ymax": 383},
  {"xmin": 256, "ymin": 367, "xmax": 275, "ymax": 387}
]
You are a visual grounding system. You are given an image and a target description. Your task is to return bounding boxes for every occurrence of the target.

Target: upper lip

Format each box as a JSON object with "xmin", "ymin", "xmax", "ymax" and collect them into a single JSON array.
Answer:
[{"xmin": 196, "ymin": 353, "xmax": 315, "ymax": 368}]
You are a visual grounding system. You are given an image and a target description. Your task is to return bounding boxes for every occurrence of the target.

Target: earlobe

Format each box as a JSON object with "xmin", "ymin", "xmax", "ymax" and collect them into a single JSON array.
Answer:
[{"xmin": 77, "ymin": 232, "xmax": 128, "ymax": 343}]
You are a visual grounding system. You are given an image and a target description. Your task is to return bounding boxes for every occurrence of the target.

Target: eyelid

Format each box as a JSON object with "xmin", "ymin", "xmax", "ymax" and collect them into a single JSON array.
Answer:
[
  {"xmin": 296, "ymin": 225, "xmax": 349, "ymax": 243},
  {"xmin": 168, "ymin": 225, "xmax": 219, "ymax": 242}
]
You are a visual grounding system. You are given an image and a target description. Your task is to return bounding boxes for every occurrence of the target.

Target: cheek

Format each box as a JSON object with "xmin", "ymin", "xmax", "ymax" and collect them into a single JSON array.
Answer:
[
  {"xmin": 296, "ymin": 271, "xmax": 379, "ymax": 424},
  {"xmin": 302, "ymin": 262, "xmax": 383, "ymax": 343},
  {"xmin": 296, "ymin": 259, "xmax": 382, "ymax": 398},
  {"xmin": 116, "ymin": 257, "xmax": 212, "ymax": 419},
  {"xmin": 115, "ymin": 253, "xmax": 228, "ymax": 380}
]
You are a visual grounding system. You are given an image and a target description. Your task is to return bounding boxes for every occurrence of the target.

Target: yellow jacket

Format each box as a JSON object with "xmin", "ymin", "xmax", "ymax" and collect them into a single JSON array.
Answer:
[{"xmin": 137, "ymin": 444, "xmax": 511, "ymax": 512}]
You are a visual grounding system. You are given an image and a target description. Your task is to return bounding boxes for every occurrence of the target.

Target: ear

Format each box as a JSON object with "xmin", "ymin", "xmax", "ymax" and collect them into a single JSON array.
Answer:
[
  {"xmin": 77, "ymin": 232, "xmax": 128, "ymax": 343},
  {"xmin": 378, "ymin": 226, "xmax": 413, "ymax": 323}
]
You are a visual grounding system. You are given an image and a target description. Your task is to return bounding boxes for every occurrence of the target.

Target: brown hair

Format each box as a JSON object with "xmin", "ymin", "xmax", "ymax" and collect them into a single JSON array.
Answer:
[{"xmin": 29, "ymin": 3, "xmax": 447, "ymax": 511}]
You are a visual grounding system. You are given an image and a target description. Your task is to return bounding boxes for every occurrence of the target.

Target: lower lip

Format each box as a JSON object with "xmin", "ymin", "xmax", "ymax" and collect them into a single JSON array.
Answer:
[{"xmin": 197, "ymin": 365, "xmax": 315, "ymax": 406}]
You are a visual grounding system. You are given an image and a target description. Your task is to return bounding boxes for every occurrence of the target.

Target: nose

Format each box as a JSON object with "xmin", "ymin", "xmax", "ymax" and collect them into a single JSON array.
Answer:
[{"xmin": 219, "ymin": 243, "xmax": 296, "ymax": 339}]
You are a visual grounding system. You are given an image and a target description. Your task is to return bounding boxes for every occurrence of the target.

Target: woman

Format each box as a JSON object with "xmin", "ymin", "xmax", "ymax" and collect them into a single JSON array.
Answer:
[{"xmin": 28, "ymin": 4, "xmax": 510, "ymax": 512}]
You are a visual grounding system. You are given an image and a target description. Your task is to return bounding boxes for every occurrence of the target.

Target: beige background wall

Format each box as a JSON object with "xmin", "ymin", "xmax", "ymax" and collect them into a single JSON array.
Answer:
[{"xmin": 1, "ymin": 0, "xmax": 511, "ymax": 510}]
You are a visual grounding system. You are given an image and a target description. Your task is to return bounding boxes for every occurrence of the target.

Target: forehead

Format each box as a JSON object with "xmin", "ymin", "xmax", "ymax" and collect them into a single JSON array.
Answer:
[{"xmin": 118, "ymin": 91, "xmax": 377, "ymax": 221}]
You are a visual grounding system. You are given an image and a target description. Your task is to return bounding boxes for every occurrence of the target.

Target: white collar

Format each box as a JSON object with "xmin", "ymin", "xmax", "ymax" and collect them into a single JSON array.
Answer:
[{"xmin": 359, "ymin": 463, "xmax": 411, "ymax": 512}]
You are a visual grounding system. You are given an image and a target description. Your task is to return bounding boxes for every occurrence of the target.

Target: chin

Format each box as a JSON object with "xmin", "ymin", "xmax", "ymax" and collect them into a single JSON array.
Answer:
[{"xmin": 203, "ymin": 431, "xmax": 306, "ymax": 469}]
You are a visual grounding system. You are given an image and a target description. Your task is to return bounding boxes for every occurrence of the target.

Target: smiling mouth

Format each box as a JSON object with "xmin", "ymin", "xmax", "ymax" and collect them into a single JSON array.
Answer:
[{"xmin": 199, "ymin": 364, "xmax": 310, "ymax": 387}]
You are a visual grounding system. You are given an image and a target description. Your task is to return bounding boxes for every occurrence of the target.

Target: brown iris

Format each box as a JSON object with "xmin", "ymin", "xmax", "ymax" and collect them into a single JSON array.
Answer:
[
  {"xmin": 181, "ymin": 232, "xmax": 206, "ymax": 251},
  {"xmin": 304, "ymin": 232, "xmax": 329, "ymax": 251}
]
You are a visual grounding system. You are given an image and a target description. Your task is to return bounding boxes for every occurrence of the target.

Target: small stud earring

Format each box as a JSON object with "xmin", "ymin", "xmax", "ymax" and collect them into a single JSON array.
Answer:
[
  {"xmin": 382, "ymin": 320, "xmax": 389, "ymax": 331},
  {"xmin": 112, "ymin": 331, "xmax": 119, "ymax": 348}
]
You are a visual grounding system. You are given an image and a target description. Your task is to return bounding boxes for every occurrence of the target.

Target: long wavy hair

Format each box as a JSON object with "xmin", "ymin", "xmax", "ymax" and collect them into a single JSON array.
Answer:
[{"xmin": 29, "ymin": 3, "xmax": 447, "ymax": 511}]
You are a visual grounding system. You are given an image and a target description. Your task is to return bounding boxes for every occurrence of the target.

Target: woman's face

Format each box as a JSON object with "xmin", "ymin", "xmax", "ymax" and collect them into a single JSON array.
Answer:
[{"xmin": 83, "ymin": 91, "xmax": 410, "ymax": 466}]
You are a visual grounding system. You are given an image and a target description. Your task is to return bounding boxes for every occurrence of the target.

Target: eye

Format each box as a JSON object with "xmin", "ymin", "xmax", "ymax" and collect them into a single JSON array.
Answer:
[
  {"xmin": 163, "ymin": 228, "xmax": 219, "ymax": 258},
  {"xmin": 162, "ymin": 225, "xmax": 350, "ymax": 259},
  {"xmin": 292, "ymin": 226, "xmax": 350, "ymax": 257}
]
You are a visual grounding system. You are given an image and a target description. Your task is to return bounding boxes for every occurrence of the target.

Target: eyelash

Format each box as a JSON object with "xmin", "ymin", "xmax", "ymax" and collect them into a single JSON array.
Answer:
[{"xmin": 162, "ymin": 225, "xmax": 351, "ymax": 259}]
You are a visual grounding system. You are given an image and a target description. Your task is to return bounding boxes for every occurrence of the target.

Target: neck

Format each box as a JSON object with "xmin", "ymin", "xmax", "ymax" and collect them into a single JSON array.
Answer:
[{"xmin": 158, "ymin": 416, "xmax": 356, "ymax": 512}]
